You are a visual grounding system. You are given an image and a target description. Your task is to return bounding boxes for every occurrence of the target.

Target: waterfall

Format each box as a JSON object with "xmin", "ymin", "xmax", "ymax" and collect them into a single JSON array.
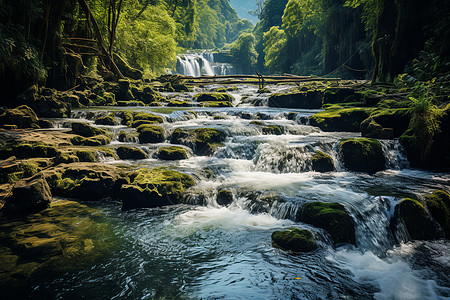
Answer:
[{"xmin": 176, "ymin": 52, "xmax": 235, "ymax": 76}]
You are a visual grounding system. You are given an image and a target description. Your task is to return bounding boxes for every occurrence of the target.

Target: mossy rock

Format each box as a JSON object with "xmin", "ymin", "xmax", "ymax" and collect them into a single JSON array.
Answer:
[
  {"xmin": 137, "ymin": 125, "xmax": 165, "ymax": 144},
  {"xmin": 0, "ymin": 158, "xmax": 43, "ymax": 184},
  {"xmin": 116, "ymin": 146, "xmax": 147, "ymax": 160},
  {"xmin": 287, "ymin": 112, "xmax": 297, "ymax": 120},
  {"xmin": 425, "ymin": 190, "xmax": 450, "ymax": 238},
  {"xmin": 133, "ymin": 112, "xmax": 164, "ymax": 124},
  {"xmin": 42, "ymin": 163, "xmax": 120, "ymax": 200},
  {"xmin": 272, "ymin": 228, "xmax": 318, "ymax": 252},
  {"xmin": 391, "ymin": 198, "xmax": 443, "ymax": 241},
  {"xmin": 131, "ymin": 119, "xmax": 159, "ymax": 128},
  {"xmin": 116, "ymin": 100, "xmax": 144, "ymax": 107},
  {"xmin": 1, "ymin": 175, "xmax": 51, "ymax": 219},
  {"xmin": 200, "ymin": 101, "xmax": 233, "ymax": 107},
  {"xmin": 53, "ymin": 152, "xmax": 80, "ymax": 165},
  {"xmin": 309, "ymin": 107, "xmax": 374, "ymax": 132},
  {"xmin": 311, "ymin": 151, "xmax": 334, "ymax": 172},
  {"xmin": 217, "ymin": 190, "xmax": 233, "ymax": 207},
  {"xmin": 0, "ymin": 105, "xmax": 40, "ymax": 129},
  {"xmin": 268, "ymin": 91, "xmax": 323, "ymax": 109},
  {"xmin": 257, "ymin": 88, "xmax": 271, "ymax": 94},
  {"xmin": 76, "ymin": 150, "xmax": 97, "ymax": 162},
  {"xmin": 71, "ymin": 135, "xmax": 111, "ymax": 146},
  {"xmin": 118, "ymin": 131, "xmax": 138, "ymax": 143},
  {"xmin": 323, "ymin": 88, "xmax": 358, "ymax": 104},
  {"xmin": 171, "ymin": 128, "xmax": 226, "ymax": 156},
  {"xmin": 194, "ymin": 93, "xmax": 234, "ymax": 102},
  {"xmin": 119, "ymin": 111, "xmax": 134, "ymax": 126},
  {"xmin": 11, "ymin": 142, "xmax": 59, "ymax": 159},
  {"xmin": 360, "ymin": 117, "xmax": 394, "ymax": 139},
  {"xmin": 119, "ymin": 168, "xmax": 195, "ymax": 210},
  {"xmin": 297, "ymin": 202, "xmax": 355, "ymax": 245},
  {"xmin": 71, "ymin": 122, "xmax": 107, "ymax": 137},
  {"xmin": 262, "ymin": 125, "xmax": 283, "ymax": 135},
  {"xmin": 157, "ymin": 146, "xmax": 188, "ymax": 160},
  {"xmin": 338, "ymin": 138, "xmax": 386, "ymax": 173},
  {"xmin": 362, "ymin": 108, "xmax": 410, "ymax": 138},
  {"xmin": 95, "ymin": 113, "xmax": 118, "ymax": 126},
  {"xmin": 167, "ymin": 100, "xmax": 191, "ymax": 107},
  {"xmin": 250, "ymin": 120, "xmax": 264, "ymax": 126}
]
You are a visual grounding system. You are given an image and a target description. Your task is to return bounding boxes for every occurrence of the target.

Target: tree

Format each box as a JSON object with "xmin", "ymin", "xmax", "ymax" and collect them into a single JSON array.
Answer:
[
  {"xmin": 263, "ymin": 26, "xmax": 287, "ymax": 74},
  {"xmin": 230, "ymin": 33, "xmax": 258, "ymax": 74}
]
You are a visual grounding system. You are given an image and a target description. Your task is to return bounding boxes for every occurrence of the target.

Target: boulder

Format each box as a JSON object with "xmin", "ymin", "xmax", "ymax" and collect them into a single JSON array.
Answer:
[
  {"xmin": 360, "ymin": 117, "xmax": 394, "ymax": 139},
  {"xmin": 272, "ymin": 228, "xmax": 318, "ymax": 252},
  {"xmin": 157, "ymin": 146, "xmax": 188, "ymax": 160},
  {"xmin": 391, "ymin": 198, "xmax": 443, "ymax": 241},
  {"xmin": 42, "ymin": 163, "xmax": 121, "ymax": 201},
  {"xmin": 194, "ymin": 93, "xmax": 234, "ymax": 102},
  {"xmin": 268, "ymin": 91, "xmax": 323, "ymax": 109},
  {"xmin": 363, "ymin": 108, "xmax": 410, "ymax": 138},
  {"xmin": 323, "ymin": 88, "xmax": 358, "ymax": 104},
  {"xmin": 119, "ymin": 168, "xmax": 195, "ymax": 210},
  {"xmin": 71, "ymin": 122, "xmax": 107, "ymax": 137},
  {"xmin": 76, "ymin": 150, "xmax": 97, "ymax": 162},
  {"xmin": 17, "ymin": 86, "xmax": 71, "ymax": 118},
  {"xmin": 424, "ymin": 190, "xmax": 450, "ymax": 238},
  {"xmin": 137, "ymin": 125, "xmax": 165, "ymax": 144},
  {"xmin": 116, "ymin": 146, "xmax": 147, "ymax": 160},
  {"xmin": 171, "ymin": 128, "xmax": 227, "ymax": 156},
  {"xmin": 262, "ymin": 125, "xmax": 283, "ymax": 135},
  {"xmin": 95, "ymin": 113, "xmax": 118, "ymax": 126},
  {"xmin": 133, "ymin": 112, "xmax": 164, "ymax": 124},
  {"xmin": 297, "ymin": 202, "xmax": 355, "ymax": 245},
  {"xmin": 71, "ymin": 135, "xmax": 111, "ymax": 146},
  {"xmin": 338, "ymin": 138, "xmax": 386, "ymax": 173},
  {"xmin": 309, "ymin": 107, "xmax": 374, "ymax": 132},
  {"xmin": 216, "ymin": 190, "xmax": 233, "ymax": 207},
  {"xmin": 311, "ymin": 151, "xmax": 334, "ymax": 172},
  {"xmin": 1, "ymin": 175, "xmax": 51, "ymax": 218},
  {"xmin": 0, "ymin": 105, "xmax": 39, "ymax": 129}
]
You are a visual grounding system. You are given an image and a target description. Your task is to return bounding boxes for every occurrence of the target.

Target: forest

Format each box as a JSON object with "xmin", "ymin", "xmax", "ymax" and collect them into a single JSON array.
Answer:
[{"xmin": 0, "ymin": 0, "xmax": 450, "ymax": 299}]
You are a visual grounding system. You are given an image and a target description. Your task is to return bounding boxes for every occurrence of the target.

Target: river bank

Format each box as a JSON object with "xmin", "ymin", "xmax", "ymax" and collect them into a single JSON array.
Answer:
[{"xmin": 0, "ymin": 79, "xmax": 449, "ymax": 299}]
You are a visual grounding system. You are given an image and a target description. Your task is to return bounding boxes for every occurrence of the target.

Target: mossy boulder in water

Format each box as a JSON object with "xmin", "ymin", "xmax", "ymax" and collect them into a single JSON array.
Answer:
[
  {"xmin": 268, "ymin": 91, "xmax": 323, "ymax": 109},
  {"xmin": 133, "ymin": 112, "xmax": 164, "ymax": 124},
  {"xmin": 311, "ymin": 151, "xmax": 334, "ymax": 172},
  {"xmin": 71, "ymin": 135, "xmax": 111, "ymax": 146},
  {"xmin": 309, "ymin": 107, "xmax": 373, "ymax": 132},
  {"xmin": 71, "ymin": 122, "xmax": 107, "ymax": 137},
  {"xmin": 363, "ymin": 108, "xmax": 410, "ymax": 138},
  {"xmin": 262, "ymin": 125, "xmax": 283, "ymax": 135},
  {"xmin": 391, "ymin": 198, "xmax": 443, "ymax": 241},
  {"xmin": 338, "ymin": 138, "xmax": 386, "ymax": 173},
  {"xmin": 0, "ymin": 105, "xmax": 40, "ymax": 129},
  {"xmin": 360, "ymin": 117, "xmax": 394, "ymax": 139},
  {"xmin": 119, "ymin": 168, "xmax": 195, "ymax": 210},
  {"xmin": 297, "ymin": 202, "xmax": 355, "ymax": 245},
  {"xmin": 42, "ymin": 163, "xmax": 120, "ymax": 200},
  {"xmin": 217, "ymin": 190, "xmax": 233, "ymax": 207},
  {"xmin": 137, "ymin": 125, "xmax": 165, "ymax": 144},
  {"xmin": 116, "ymin": 146, "xmax": 147, "ymax": 160},
  {"xmin": 1, "ymin": 175, "xmax": 51, "ymax": 219},
  {"xmin": 95, "ymin": 113, "xmax": 118, "ymax": 126},
  {"xmin": 194, "ymin": 93, "xmax": 234, "ymax": 102},
  {"xmin": 424, "ymin": 190, "xmax": 450, "ymax": 238},
  {"xmin": 272, "ymin": 228, "xmax": 318, "ymax": 252},
  {"xmin": 171, "ymin": 128, "xmax": 227, "ymax": 156},
  {"xmin": 200, "ymin": 101, "xmax": 233, "ymax": 107},
  {"xmin": 157, "ymin": 146, "xmax": 188, "ymax": 160}
]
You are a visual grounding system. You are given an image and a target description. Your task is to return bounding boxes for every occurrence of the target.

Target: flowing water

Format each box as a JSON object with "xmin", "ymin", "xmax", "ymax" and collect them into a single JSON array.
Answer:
[
  {"xmin": 27, "ymin": 84, "xmax": 450, "ymax": 299},
  {"xmin": 176, "ymin": 52, "xmax": 235, "ymax": 76}
]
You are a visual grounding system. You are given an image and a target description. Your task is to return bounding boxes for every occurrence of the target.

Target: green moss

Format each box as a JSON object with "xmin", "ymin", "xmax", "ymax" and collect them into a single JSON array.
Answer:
[
  {"xmin": 157, "ymin": 146, "xmax": 188, "ymax": 160},
  {"xmin": 133, "ymin": 112, "xmax": 164, "ymax": 123},
  {"xmin": 309, "ymin": 107, "xmax": 374, "ymax": 132},
  {"xmin": 250, "ymin": 121, "xmax": 264, "ymax": 126},
  {"xmin": 200, "ymin": 101, "xmax": 233, "ymax": 107},
  {"xmin": 116, "ymin": 146, "xmax": 147, "ymax": 160},
  {"xmin": 299, "ymin": 202, "xmax": 355, "ymax": 244},
  {"xmin": 76, "ymin": 150, "xmax": 97, "ymax": 162},
  {"xmin": 116, "ymin": 100, "xmax": 145, "ymax": 107},
  {"xmin": 137, "ymin": 125, "xmax": 165, "ymax": 144},
  {"xmin": 171, "ymin": 128, "xmax": 227, "ymax": 156},
  {"xmin": 132, "ymin": 120, "xmax": 158, "ymax": 128},
  {"xmin": 311, "ymin": 151, "xmax": 334, "ymax": 172},
  {"xmin": 194, "ymin": 93, "xmax": 234, "ymax": 102},
  {"xmin": 71, "ymin": 135, "xmax": 111, "ymax": 146},
  {"xmin": 120, "ymin": 168, "xmax": 195, "ymax": 210},
  {"xmin": 272, "ymin": 228, "xmax": 318, "ymax": 252},
  {"xmin": 167, "ymin": 100, "xmax": 190, "ymax": 107},
  {"xmin": 338, "ymin": 138, "xmax": 385, "ymax": 173},
  {"xmin": 262, "ymin": 125, "xmax": 283, "ymax": 135},
  {"xmin": 71, "ymin": 122, "xmax": 107, "ymax": 137},
  {"xmin": 120, "ymin": 111, "xmax": 134, "ymax": 127},
  {"xmin": 425, "ymin": 190, "xmax": 450, "ymax": 238},
  {"xmin": 95, "ymin": 113, "xmax": 117, "ymax": 126},
  {"xmin": 393, "ymin": 198, "xmax": 442, "ymax": 240},
  {"xmin": 268, "ymin": 91, "xmax": 323, "ymax": 109},
  {"xmin": 13, "ymin": 141, "xmax": 59, "ymax": 159}
]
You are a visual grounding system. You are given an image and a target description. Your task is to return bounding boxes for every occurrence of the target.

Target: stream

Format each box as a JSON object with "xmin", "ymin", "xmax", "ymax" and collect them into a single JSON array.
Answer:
[{"xmin": 32, "ymin": 84, "xmax": 450, "ymax": 299}]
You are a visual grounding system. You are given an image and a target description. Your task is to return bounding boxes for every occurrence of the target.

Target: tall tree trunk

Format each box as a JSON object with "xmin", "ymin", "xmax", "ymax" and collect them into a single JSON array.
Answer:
[{"xmin": 77, "ymin": 0, "xmax": 124, "ymax": 79}]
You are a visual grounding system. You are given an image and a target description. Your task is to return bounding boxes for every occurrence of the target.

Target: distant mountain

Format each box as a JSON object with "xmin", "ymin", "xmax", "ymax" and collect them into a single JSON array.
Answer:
[{"xmin": 229, "ymin": 0, "xmax": 259, "ymax": 24}]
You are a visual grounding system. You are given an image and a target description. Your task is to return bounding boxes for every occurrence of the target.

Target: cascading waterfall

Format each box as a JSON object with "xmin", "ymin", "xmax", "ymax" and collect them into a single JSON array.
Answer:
[{"xmin": 176, "ymin": 51, "xmax": 235, "ymax": 76}]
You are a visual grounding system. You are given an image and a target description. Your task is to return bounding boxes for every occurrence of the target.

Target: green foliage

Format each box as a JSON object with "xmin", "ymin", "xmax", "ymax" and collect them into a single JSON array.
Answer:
[
  {"xmin": 230, "ymin": 33, "xmax": 258, "ymax": 73},
  {"xmin": 263, "ymin": 27, "xmax": 288, "ymax": 74}
]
